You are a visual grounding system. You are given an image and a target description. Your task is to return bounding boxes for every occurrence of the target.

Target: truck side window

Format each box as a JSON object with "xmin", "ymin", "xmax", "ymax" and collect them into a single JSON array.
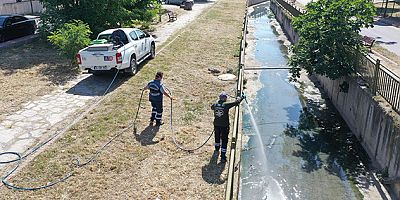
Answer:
[
  {"xmin": 135, "ymin": 30, "xmax": 146, "ymax": 39},
  {"xmin": 13, "ymin": 16, "xmax": 26, "ymax": 23},
  {"xmin": 130, "ymin": 31, "xmax": 139, "ymax": 41}
]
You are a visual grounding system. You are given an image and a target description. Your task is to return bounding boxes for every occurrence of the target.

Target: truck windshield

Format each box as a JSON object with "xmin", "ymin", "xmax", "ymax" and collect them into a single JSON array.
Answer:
[{"xmin": 97, "ymin": 34, "xmax": 112, "ymax": 42}]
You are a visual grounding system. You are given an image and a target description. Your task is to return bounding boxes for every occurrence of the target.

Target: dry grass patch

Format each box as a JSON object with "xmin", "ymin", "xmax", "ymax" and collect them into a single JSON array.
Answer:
[
  {"xmin": 0, "ymin": 0, "xmax": 246, "ymax": 199},
  {"xmin": 0, "ymin": 40, "xmax": 76, "ymax": 120}
]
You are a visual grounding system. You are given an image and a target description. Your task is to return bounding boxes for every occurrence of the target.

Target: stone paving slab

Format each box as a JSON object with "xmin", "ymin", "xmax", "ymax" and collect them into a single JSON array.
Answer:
[{"xmin": 0, "ymin": 74, "xmax": 97, "ymax": 166}]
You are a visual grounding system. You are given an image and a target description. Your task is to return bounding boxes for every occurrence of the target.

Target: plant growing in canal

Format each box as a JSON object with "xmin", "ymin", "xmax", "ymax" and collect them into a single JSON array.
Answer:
[{"xmin": 288, "ymin": 0, "xmax": 376, "ymax": 82}]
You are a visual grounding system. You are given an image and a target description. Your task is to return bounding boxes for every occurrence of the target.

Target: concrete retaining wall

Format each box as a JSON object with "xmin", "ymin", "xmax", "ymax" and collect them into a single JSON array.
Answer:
[
  {"xmin": 248, "ymin": 0, "xmax": 268, "ymax": 6},
  {"xmin": 270, "ymin": 0, "xmax": 299, "ymax": 44},
  {"xmin": 317, "ymin": 76, "xmax": 400, "ymax": 178},
  {"xmin": 0, "ymin": 0, "xmax": 43, "ymax": 15},
  {"xmin": 270, "ymin": 0, "xmax": 400, "ymax": 196}
]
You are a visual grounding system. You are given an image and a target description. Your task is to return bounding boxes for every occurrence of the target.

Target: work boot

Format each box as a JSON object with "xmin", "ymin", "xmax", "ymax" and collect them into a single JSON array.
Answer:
[
  {"xmin": 220, "ymin": 153, "xmax": 227, "ymax": 163},
  {"xmin": 214, "ymin": 146, "xmax": 220, "ymax": 152},
  {"xmin": 155, "ymin": 120, "xmax": 164, "ymax": 126}
]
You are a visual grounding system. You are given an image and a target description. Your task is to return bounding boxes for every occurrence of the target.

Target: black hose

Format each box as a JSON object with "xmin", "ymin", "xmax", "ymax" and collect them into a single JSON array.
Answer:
[
  {"xmin": 165, "ymin": 87, "xmax": 214, "ymax": 152},
  {"xmin": 73, "ymin": 123, "xmax": 135, "ymax": 167},
  {"xmin": 133, "ymin": 90, "xmax": 145, "ymax": 133},
  {"xmin": 0, "ymin": 68, "xmax": 123, "ymax": 190},
  {"xmin": 1, "ymin": 152, "xmax": 74, "ymax": 191}
]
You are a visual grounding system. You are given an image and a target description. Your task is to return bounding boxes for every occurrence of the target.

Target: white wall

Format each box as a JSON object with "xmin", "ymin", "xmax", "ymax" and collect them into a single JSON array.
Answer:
[
  {"xmin": 0, "ymin": 0, "xmax": 43, "ymax": 15},
  {"xmin": 0, "ymin": 0, "xmax": 18, "ymax": 4}
]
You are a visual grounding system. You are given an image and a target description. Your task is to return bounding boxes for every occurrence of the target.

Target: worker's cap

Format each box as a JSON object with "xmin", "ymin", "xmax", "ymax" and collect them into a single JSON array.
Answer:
[
  {"xmin": 219, "ymin": 92, "xmax": 228, "ymax": 99},
  {"xmin": 155, "ymin": 71, "xmax": 163, "ymax": 78}
]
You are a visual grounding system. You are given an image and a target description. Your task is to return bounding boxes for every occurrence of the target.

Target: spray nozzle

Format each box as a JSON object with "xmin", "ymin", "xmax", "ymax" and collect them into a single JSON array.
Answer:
[{"xmin": 241, "ymin": 91, "xmax": 248, "ymax": 104}]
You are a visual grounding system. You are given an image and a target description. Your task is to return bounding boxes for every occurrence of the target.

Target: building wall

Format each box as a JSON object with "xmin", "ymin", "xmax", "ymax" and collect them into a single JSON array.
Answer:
[{"xmin": 0, "ymin": 0, "xmax": 43, "ymax": 15}]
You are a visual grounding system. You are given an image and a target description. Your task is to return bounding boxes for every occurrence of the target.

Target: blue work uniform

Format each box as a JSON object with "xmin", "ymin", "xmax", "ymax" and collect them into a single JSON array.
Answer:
[{"xmin": 147, "ymin": 79, "xmax": 166, "ymax": 124}]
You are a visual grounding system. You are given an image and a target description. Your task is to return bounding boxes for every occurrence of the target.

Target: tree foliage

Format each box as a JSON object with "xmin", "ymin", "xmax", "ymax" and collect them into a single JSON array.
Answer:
[
  {"xmin": 48, "ymin": 20, "xmax": 91, "ymax": 63},
  {"xmin": 40, "ymin": 0, "xmax": 160, "ymax": 36},
  {"xmin": 289, "ymin": 0, "xmax": 376, "ymax": 81}
]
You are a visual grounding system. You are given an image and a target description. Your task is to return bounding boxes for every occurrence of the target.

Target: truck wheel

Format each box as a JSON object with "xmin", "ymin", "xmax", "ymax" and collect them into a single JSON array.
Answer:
[
  {"xmin": 150, "ymin": 43, "xmax": 156, "ymax": 59},
  {"xmin": 126, "ymin": 56, "xmax": 137, "ymax": 76}
]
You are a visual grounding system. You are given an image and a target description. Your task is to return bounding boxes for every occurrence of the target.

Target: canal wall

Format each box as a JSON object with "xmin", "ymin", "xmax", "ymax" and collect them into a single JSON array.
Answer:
[
  {"xmin": 270, "ymin": 0, "xmax": 299, "ymax": 44},
  {"xmin": 270, "ymin": 0, "xmax": 400, "ymax": 196}
]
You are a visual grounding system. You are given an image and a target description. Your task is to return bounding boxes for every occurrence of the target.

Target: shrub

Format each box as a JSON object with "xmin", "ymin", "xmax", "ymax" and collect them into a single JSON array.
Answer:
[
  {"xmin": 48, "ymin": 20, "xmax": 92, "ymax": 64},
  {"xmin": 40, "ymin": 0, "xmax": 161, "ymax": 37},
  {"xmin": 289, "ymin": 0, "xmax": 376, "ymax": 81}
]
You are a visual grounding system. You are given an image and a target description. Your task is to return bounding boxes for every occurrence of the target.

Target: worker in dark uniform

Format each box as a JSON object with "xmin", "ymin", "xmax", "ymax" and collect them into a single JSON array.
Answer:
[
  {"xmin": 144, "ymin": 71, "xmax": 174, "ymax": 126},
  {"xmin": 211, "ymin": 92, "xmax": 245, "ymax": 162}
]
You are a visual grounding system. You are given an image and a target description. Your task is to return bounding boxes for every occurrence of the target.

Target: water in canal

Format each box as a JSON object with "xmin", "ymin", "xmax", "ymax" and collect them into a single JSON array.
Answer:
[{"xmin": 239, "ymin": 2, "xmax": 370, "ymax": 200}]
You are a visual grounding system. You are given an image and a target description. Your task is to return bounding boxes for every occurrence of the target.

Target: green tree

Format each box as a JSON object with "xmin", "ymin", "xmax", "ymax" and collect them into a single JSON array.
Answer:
[
  {"xmin": 289, "ymin": 0, "xmax": 376, "ymax": 81},
  {"xmin": 40, "ymin": 0, "xmax": 160, "ymax": 36},
  {"xmin": 48, "ymin": 20, "xmax": 91, "ymax": 63}
]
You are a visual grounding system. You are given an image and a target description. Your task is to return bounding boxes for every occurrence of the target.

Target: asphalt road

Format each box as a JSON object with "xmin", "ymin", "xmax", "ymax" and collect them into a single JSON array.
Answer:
[{"xmin": 361, "ymin": 20, "xmax": 400, "ymax": 56}]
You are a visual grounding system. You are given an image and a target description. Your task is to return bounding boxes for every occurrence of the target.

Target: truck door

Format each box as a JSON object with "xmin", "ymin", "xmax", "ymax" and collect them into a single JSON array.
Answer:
[
  {"xmin": 129, "ymin": 31, "xmax": 142, "ymax": 60},
  {"xmin": 135, "ymin": 30, "xmax": 147, "ymax": 59}
]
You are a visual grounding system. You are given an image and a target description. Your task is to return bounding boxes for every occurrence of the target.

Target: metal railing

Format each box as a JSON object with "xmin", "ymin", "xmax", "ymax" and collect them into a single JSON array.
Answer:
[
  {"xmin": 377, "ymin": 65, "xmax": 400, "ymax": 114},
  {"xmin": 358, "ymin": 54, "xmax": 400, "ymax": 114},
  {"xmin": 224, "ymin": 5, "xmax": 248, "ymax": 200}
]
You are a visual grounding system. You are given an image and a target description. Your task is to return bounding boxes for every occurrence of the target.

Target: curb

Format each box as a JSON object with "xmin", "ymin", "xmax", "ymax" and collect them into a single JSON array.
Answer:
[{"xmin": 0, "ymin": 34, "xmax": 40, "ymax": 50}]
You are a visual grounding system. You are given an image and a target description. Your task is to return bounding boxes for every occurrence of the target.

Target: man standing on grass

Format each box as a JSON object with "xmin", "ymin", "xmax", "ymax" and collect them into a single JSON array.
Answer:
[
  {"xmin": 143, "ymin": 71, "xmax": 174, "ymax": 126},
  {"xmin": 211, "ymin": 92, "xmax": 245, "ymax": 162}
]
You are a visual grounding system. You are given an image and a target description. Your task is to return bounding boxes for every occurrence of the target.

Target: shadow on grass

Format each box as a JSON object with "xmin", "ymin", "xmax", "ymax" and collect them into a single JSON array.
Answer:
[
  {"xmin": 66, "ymin": 58, "xmax": 149, "ymax": 96},
  {"xmin": 201, "ymin": 150, "xmax": 226, "ymax": 184},
  {"xmin": 134, "ymin": 124, "xmax": 160, "ymax": 146},
  {"xmin": 66, "ymin": 73, "xmax": 129, "ymax": 96},
  {"xmin": 0, "ymin": 39, "xmax": 79, "ymax": 85}
]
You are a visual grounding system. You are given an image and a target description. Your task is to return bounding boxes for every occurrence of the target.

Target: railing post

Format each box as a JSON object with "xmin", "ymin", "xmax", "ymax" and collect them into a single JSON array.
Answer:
[{"xmin": 372, "ymin": 59, "xmax": 380, "ymax": 95}]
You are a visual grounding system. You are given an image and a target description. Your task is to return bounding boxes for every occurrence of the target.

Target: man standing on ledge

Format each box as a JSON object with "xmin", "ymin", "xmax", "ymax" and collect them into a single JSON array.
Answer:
[
  {"xmin": 144, "ymin": 71, "xmax": 174, "ymax": 126},
  {"xmin": 211, "ymin": 92, "xmax": 245, "ymax": 162}
]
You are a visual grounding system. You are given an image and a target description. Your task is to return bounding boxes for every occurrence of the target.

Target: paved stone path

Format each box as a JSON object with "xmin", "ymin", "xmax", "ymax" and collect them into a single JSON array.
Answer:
[
  {"xmin": 153, "ymin": 2, "xmax": 215, "ymax": 46},
  {"xmin": 0, "ymin": 2, "xmax": 215, "ymax": 165},
  {"xmin": 0, "ymin": 74, "xmax": 97, "ymax": 160}
]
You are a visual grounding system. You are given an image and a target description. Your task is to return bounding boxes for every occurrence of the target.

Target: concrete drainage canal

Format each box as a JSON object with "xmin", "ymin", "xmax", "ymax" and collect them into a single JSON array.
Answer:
[{"xmin": 239, "ymin": 2, "xmax": 373, "ymax": 199}]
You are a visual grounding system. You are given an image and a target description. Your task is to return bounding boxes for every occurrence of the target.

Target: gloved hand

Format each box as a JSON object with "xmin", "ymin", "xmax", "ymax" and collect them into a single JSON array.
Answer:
[{"xmin": 241, "ymin": 92, "xmax": 246, "ymax": 100}]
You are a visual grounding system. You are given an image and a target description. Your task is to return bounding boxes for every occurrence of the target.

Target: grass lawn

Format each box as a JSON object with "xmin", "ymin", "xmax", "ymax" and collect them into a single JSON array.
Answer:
[
  {"xmin": 0, "ymin": 0, "xmax": 246, "ymax": 199},
  {"xmin": 0, "ymin": 40, "xmax": 74, "ymax": 121}
]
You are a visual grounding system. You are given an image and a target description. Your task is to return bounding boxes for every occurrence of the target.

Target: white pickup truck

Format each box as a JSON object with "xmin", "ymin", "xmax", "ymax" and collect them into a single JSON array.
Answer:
[{"xmin": 76, "ymin": 28, "xmax": 155, "ymax": 75}]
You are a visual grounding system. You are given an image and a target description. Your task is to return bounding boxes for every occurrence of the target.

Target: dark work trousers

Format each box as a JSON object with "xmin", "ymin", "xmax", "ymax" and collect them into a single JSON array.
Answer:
[
  {"xmin": 150, "ymin": 101, "xmax": 163, "ymax": 123},
  {"xmin": 214, "ymin": 126, "xmax": 229, "ymax": 155}
]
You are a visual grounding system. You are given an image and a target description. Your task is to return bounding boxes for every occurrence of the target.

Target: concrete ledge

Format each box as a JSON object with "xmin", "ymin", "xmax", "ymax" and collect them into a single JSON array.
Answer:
[{"xmin": 0, "ymin": 34, "xmax": 40, "ymax": 50}]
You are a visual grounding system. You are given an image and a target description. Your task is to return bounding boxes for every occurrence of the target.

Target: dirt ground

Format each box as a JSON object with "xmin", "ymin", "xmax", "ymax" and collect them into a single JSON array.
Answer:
[
  {"xmin": 0, "ymin": 40, "xmax": 73, "ymax": 121},
  {"xmin": 0, "ymin": 0, "xmax": 246, "ymax": 199}
]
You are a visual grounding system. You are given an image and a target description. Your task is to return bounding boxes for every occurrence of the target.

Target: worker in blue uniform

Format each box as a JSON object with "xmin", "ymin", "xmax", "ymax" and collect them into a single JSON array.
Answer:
[
  {"xmin": 144, "ymin": 71, "xmax": 174, "ymax": 126},
  {"xmin": 211, "ymin": 92, "xmax": 245, "ymax": 162}
]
